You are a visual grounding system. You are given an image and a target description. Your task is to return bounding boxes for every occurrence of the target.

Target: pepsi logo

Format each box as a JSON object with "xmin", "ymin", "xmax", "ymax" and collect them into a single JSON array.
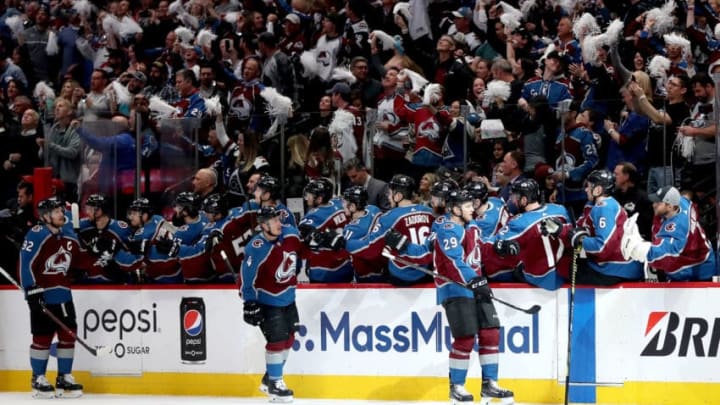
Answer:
[{"xmin": 183, "ymin": 310, "xmax": 204, "ymax": 337}]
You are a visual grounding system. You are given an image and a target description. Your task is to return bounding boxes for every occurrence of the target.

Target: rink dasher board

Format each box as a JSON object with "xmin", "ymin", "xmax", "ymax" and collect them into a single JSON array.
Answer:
[{"xmin": 0, "ymin": 283, "xmax": 719, "ymax": 405}]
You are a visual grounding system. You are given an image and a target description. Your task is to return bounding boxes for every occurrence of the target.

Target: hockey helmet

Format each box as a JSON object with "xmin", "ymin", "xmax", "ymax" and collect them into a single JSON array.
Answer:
[
  {"xmin": 304, "ymin": 177, "xmax": 334, "ymax": 202},
  {"xmin": 342, "ymin": 186, "xmax": 368, "ymax": 209},
  {"xmin": 202, "ymin": 193, "xmax": 228, "ymax": 216},
  {"xmin": 585, "ymin": 170, "xmax": 615, "ymax": 195},
  {"xmin": 446, "ymin": 189, "xmax": 474, "ymax": 208},
  {"xmin": 430, "ymin": 180, "xmax": 458, "ymax": 199},
  {"xmin": 257, "ymin": 205, "xmax": 281, "ymax": 223},
  {"xmin": 127, "ymin": 197, "xmax": 153, "ymax": 215},
  {"xmin": 256, "ymin": 174, "xmax": 280, "ymax": 197},
  {"xmin": 37, "ymin": 197, "xmax": 64, "ymax": 218},
  {"xmin": 463, "ymin": 181, "xmax": 489, "ymax": 204},
  {"xmin": 175, "ymin": 191, "xmax": 201, "ymax": 217},
  {"xmin": 510, "ymin": 178, "xmax": 541, "ymax": 203},
  {"xmin": 388, "ymin": 174, "xmax": 415, "ymax": 200},
  {"xmin": 85, "ymin": 193, "xmax": 110, "ymax": 212}
]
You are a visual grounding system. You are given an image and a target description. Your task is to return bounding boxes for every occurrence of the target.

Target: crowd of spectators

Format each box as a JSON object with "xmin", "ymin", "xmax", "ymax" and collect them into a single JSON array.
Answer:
[{"xmin": 0, "ymin": 0, "xmax": 718, "ymax": 284}]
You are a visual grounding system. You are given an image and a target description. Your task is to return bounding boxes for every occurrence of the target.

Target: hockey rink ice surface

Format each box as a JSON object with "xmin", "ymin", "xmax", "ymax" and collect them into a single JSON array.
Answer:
[{"xmin": 0, "ymin": 393, "xmax": 622, "ymax": 404}]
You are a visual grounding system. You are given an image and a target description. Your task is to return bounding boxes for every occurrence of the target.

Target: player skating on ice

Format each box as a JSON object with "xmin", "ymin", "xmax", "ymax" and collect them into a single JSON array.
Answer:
[
  {"xmin": 432, "ymin": 190, "xmax": 514, "ymax": 405},
  {"xmin": 19, "ymin": 197, "xmax": 83, "ymax": 398},
  {"xmin": 240, "ymin": 206, "xmax": 301, "ymax": 403}
]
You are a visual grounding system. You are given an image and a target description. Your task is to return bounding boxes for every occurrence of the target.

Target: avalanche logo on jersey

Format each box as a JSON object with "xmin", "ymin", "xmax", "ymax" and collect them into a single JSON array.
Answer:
[
  {"xmin": 183, "ymin": 310, "xmax": 204, "ymax": 337},
  {"xmin": 665, "ymin": 223, "xmax": 676, "ymax": 233},
  {"xmin": 466, "ymin": 245, "xmax": 482, "ymax": 268},
  {"xmin": 317, "ymin": 51, "xmax": 331, "ymax": 67},
  {"xmin": 555, "ymin": 154, "xmax": 576, "ymax": 172},
  {"xmin": 44, "ymin": 246, "xmax": 72, "ymax": 275},
  {"xmin": 276, "ymin": 251, "xmax": 297, "ymax": 283},
  {"xmin": 417, "ymin": 118, "xmax": 440, "ymax": 140}
]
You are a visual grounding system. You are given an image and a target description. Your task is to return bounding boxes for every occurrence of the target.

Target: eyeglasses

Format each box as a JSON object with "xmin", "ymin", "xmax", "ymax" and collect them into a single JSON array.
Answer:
[{"xmin": 666, "ymin": 81, "xmax": 682, "ymax": 88}]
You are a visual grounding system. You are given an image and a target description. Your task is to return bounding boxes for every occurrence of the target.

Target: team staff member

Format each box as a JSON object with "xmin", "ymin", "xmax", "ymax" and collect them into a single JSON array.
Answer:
[
  {"xmin": 19, "ymin": 197, "xmax": 83, "ymax": 398},
  {"xmin": 240, "ymin": 206, "xmax": 302, "ymax": 403},
  {"xmin": 433, "ymin": 190, "xmax": 514, "ymax": 405}
]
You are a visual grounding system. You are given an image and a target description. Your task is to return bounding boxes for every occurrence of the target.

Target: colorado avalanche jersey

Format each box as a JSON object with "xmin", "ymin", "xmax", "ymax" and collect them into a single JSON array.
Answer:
[
  {"xmin": 555, "ymin": 124, "xmax": 599, "ymax": 202},
  {"xmin": 174, "ymin": 90, "xmax": 206, "ymax": 118},
  {"xmin": 240, "ymin": 225, "xmax": 301, "ymax": 307},
  {"xmin": 483, "ymin": 204, "xmax": 573, "ymax": 290},
  {"xmin": 433, "ymin": 220, "xmax": 483, "ymax": 305},
  {"xmin": 648, "ymin": 197, "xmax": 717, "ymax": 281},
  {"xmin": 351, "ymin": 204, "xmax": 435, "ymax": 282},
  {"xmin": 373, "ymin": 92, "xmax": 409, "ymax": 158},
  {"xmin": 581, "ymin": 197, "xmax": 643, "ymax": 279},
  {"xmin": 20, "ymin": 224, "xmax": 80, "ymax": 305},
  {"xmin": 299, "ymin": 198, "xmax": 352, "ymax": 282},
  {"xmin": 343, "ymin": 205, "xmax": 385, "ymax": 281},
  {"xmin": 521, "ymin": 76, "xmax": 572, "ymax": 108},
  {"xmin": 115, "ymin": 215, "xmax": 181, "ymax": 283},
  {"xmin": 174, "ymin": 217, "xmax": 209, "ymax": 244},
  {"xmin": 210, "ymin": 206, "xmax": 257, "ymax": 275},
  {"xmin": 75, "ymin": 218, "xmax": 133, "ymax": 283},
  {"xmin": 396, "ymin": 100, "xmax": 453, "ymax": 167},
  {"xmin": 178, "ymin": 215, "xmax": 233, "ymax": 282},
  {"xmin": 473, "ymin": 197, "xmax": 510, "ymax": 239}
]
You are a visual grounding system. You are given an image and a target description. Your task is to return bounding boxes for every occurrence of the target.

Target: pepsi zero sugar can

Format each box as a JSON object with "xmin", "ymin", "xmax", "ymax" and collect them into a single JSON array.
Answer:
[{"xmin": 180, "ymin": 297, "xmax": 206, "ymax": 364}]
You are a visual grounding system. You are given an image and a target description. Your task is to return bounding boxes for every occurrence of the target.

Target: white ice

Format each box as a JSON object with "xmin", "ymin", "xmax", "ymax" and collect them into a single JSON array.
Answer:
[{"xmin": 0, "ymin": 393, "xmax": 591, "ymax": 404}]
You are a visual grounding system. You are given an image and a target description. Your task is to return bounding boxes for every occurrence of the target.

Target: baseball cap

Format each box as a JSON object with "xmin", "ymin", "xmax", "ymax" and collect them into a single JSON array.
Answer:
[
  {"xmin": 284, "ymin": 13, "xmax": 301, "ymax": 25},
  {"xmin": 326, "ymin": 82, "xmax": 351, "ymax": 96},
  {"xmin": 130, "ymin": 71, "xmax": 147, "ymax": 83},
  {"xmin": 451, "ymin": 7, "xmax": 472, "ymax": 19},
  {"xmin": 649, "ymin": 186, "xmax": 681, "ymax": 206}
]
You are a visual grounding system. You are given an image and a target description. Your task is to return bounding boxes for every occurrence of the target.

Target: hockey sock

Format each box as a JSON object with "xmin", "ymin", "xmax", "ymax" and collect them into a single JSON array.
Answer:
[
  {"xmin": 449, "ymin": 336, "xmax": 474, "ymax": 385},
  {"xmin": 30, "ymin": 335, "xmax": 52, "ymax": 376},
  {"xmin": 265, "ymin": 341, "xmax": 286, "ymax": 379},
  {"xmin": 281, "ymin": 335, "xmax": 294, "ymax": 364},
  {"xmin": 57, "ymin": 328, "xmax": 77, "ymax": 374},
  {"xmin": 478, "ymin": 328, "xmax": 500, "ymax": 381}
]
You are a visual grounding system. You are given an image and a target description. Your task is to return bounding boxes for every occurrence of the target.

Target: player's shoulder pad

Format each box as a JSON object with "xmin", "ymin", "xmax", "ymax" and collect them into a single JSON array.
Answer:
[
  {"xmin": 116, "ymin": 220, "xmax": 129, "ymax": 229},
  {"xmin": 30, "ymin": 224, "xmax": 44, "ymax": 233}
]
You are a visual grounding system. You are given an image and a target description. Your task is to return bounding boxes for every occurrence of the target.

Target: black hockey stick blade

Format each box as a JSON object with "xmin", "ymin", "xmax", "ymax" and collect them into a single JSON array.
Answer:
[{"xmin": 382, "ymin": 249, "xmax": 542, "ymax": 314}]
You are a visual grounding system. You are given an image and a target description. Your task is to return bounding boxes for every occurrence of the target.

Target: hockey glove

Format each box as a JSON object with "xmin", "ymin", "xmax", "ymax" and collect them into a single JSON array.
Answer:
[
  {"xmin": 205, "ymin": 229, "xmax": 223, "ymax": 255},
  {"xmin": 243, "ymin": 301, "xmax": 263, "ymax": 326},
  {"xmin": 540, "ymin": 218, "xmax": 563, "ymax": 238},
  {"xmin": 384, "ymin": 229, "xmax": 409, "ymax": 252},
  {"xmin": 155, "ymin": 237, "xmax": 181, "ymax": 257},
  {"xmin": 91, "ymin": 236, "xmax": 117, "ymax": 257},
  {"xmin": 319, "ymin": 230, "xmax": 346, "ymax": 251},
  {"xmin": 298, "ymin": 224, "xmax": 317, "ymax": 245},
  {"xmin": 569, "ymin": 227, "xmax": 590, "ymax": 249},
  {"xmin": 493, "ymin": 239, "xmax": 520, "ymax": 256},
  {"xmin": 467, "ymin": 276, "xmax": 493, "ymax": 299},
  {"xmin": 26, "ymin": 285, "xmax": 45, "ymax": 312},
  {"xmin": 127, "ymin": 239, "xmax": 147, "ymax": 255}
]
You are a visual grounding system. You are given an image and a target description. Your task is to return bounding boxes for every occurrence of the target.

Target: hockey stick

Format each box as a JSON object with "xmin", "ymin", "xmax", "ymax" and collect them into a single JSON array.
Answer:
[
  {"xmin": 382, "ymin": 249, "xmax": 541, "ymax": 314},
  {"xmin": 0, "ymin": 266, "xmax": 113, "ymax": 357},
  {"xmin": 564, "ymin": 246, "xmax": 581, "ymax": 405}
]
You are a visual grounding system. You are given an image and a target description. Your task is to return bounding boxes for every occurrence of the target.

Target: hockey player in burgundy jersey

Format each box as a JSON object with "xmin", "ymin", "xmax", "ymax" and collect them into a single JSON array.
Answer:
[
  {"xmin": 298, "ymin": 177, "xmax": 351, "ymax": 282},
  {"xmin": 432, "ymin": 190, "xmax": 514, "ymax": 405},
  {"xmin": 114, "ymin": 198, "xmax": 181, "ymax": 283},
  {"xmin": 483, "ymin": 179, "xmax": 573, "ymax": 290},
  {"xmin": 556, "ymin": 170, "xmax": 643, "ymax": 284},
  {"xmin": 621, "ymin": 186, "xmax": 717, "ymax": 281},
  {"xmin": 463, "ymin": 181, "xmax": 510, "ymax": 239},
  {"xmin": 19, "ymin": 197, "xmax": 83, "ymax": 398},
  {"xmin": 176, "ymin": 194, "xmax": 234, "ymax": 283},
  {"xmin": 240, "ymin": 206, "xmax": 301, "ymax": 403},
  {"xmin": 336, "ymin": 186, "xmax": 385, "ymax": 282},
  {"xmin": 74, "ymin": 194, "xmax": 133, "ymax": 284},
  {"xmin": 171, "ymin": 192, "xmax": 207, "ymax": 245},
  {"xmin": 253, "ymin": 174, "xmax": 297, "ymax": 228},
  {"xmin": 350, "ymin": 174, "xmax": 435, "ymax": 285}
]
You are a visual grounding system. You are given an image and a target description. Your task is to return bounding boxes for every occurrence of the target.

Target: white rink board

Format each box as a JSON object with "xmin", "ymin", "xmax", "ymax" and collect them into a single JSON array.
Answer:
[
  {"xmin": 595, "ymin": 287, "xmax": 720, "ymax": 383},
  {"xmin": 0, "ymin": 287, "xmax": 556, "ymax": 378}
]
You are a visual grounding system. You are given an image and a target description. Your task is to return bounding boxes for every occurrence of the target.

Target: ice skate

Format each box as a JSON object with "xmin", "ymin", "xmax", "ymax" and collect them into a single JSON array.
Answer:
[
  {"xmin": 55, "ymin": 374, "xmax": 83, "ymax": 398},
  {"xmin": 259, "ymin": 372, "xmax": 270, "ymax": 394},
  {"xmin": 449, "ymin": 383, "xmax": 474, "ymax": 403},
  {"xmin": 266, "ymin": 378, "xmax": 293, "ymax": 403},
  {"xmin": 31, "ymin": 374, "xmax": 55, "ymax": 399},
  {"xmin": 480, "ymin": 379, "xmax": 514, "ymax": 405}
]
